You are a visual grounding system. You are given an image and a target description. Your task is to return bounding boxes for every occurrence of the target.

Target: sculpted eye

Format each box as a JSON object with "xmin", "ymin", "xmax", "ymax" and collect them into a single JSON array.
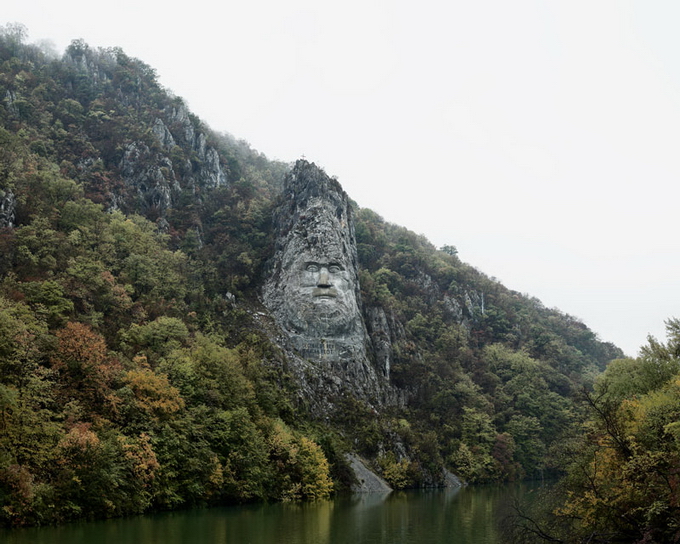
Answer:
[
  {"xmin": 306, "ymin": 264, "xmax": 319, "ymax": 272},
  {"xmin": 328, "ymin": 265, "xmax": 341, "ymax": 273}
]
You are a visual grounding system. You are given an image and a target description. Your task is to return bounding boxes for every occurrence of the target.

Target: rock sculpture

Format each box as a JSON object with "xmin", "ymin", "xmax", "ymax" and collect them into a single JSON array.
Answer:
[
  {"xmin": 263, "ymin": 159, "xmax": 367, "ymax": 361},
  {"xmin": 263, "ymin": 160, "xmax": 386, "ymax": 405}
]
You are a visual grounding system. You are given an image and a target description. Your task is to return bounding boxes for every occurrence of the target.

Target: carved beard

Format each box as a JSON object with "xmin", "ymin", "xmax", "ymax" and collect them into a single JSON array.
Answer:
[
  {"xmin": 282, "ymin": 280, "xmax": 359, "ymax": 337},
  {"xmin": 286, "ymin": 300, "xmax": 357, "ymax": 337}
]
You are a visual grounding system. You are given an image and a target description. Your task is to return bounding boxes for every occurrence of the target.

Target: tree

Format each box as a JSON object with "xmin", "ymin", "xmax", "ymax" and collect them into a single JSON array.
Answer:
[
  {"xmin": 557, "ymin": 319, "xmax": 680, "ymax": 542},
  {"xmin": 266, "ymin": 420, "xmax": 333, "ymax": 501},
  {"xmin": 160, "ymin": 334, "xmax": 254, "ymax": 411},
  {"xmin": 0, "ymin": 23, "xmax": 28, "ymax": 54},
  {"xmin": 440, "ymin": 244, "xmax": 458, "ymax": 257},
  {"xmin": 51, "ymin": 322, "xmax": 120, "ymax": 412},
  {"xmin": 119, "ymin": 368, "xmax": 184, "ymax": 422}
]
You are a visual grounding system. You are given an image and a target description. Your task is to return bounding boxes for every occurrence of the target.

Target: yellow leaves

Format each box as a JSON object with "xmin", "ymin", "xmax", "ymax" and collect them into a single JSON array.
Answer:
[
  {"xmin": 664, "ymin": 421, "xmax": 680, "ymax": 447},
  {"xmin": 378, "ymin": 452, "xmax": 414, "ymax": 490},
  {"xmin": 297, "ymin": 436, "xmax": 333, "ymax": 501},
  {"xmin": 618, "ymin": 398, "xmax": 642, "ymax": 437},
  {"xmin": 122, "ymin": 369, "xmax": 185, "ymax": 419},
  {"xmin": 118, "ymin": 433, "xmax": 159, "ymax": 485},
  {"xmin": 132, "ymin": 354, "xmax": 150, "ymax": 369},
  {"xmin": 266, "ymin": 420, "xmax": 333, "ymax": 501},
  {"xmin": 58, "ymin": 423, "xmax": 101, "ymax": 452},
  {"xmin": 207, "ymin": 455, "xmax": 224, "ymax": 490},
  {"xmin": 561, "ymin": 372, "xmax": 680, "ymax": 535}
]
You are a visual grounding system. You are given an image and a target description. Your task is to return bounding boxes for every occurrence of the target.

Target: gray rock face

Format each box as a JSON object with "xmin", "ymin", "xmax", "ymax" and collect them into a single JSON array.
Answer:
[
  {"xmin": 117, "ymin": 106, "xmax": 228, "ymax": 216},
  {"xmin": 3, "ymin": 90, "xmax": 18, "ymax": 118},
  {"xmin": 464, "ymin": 290, "xmax": 485, "ymax": 318},
  {"xmin": 345, "ymin": 454, "xmax": 392, "ymax": 493},
  {"xmin": 166, "ymin": 104, "xmax": 227, "ymax": 189},
  {"xmin": 263, "ymin": 160, "xmax": 386, "ymax": 406},
  {"xmin": 0, "ymin": 188, "xmax": 16, "ymax": 228},
  {"xmin": 264, "ymin": 160, "xmax": 365, "ymax": 360},
  {"xmin": 442, "ymin": 294, "xmax": 464, "ymax": 322},
  {"xmin": 366, "ymin": 307, "xmax": 396, "ymax": 379},
  {"xmin": 152, "ymin": 118, "xmax": 176, "ymax": 150},
  {"xmin": 119, "ymin": 141, "xmax": 179, "ymax": 213},
  {"xmin": 442, "ymin": 469, "xmax": 464, "ymax": 488},
  {"xmin": 63, "ymin": 45, "xmax": 113, "ymax": 89}
]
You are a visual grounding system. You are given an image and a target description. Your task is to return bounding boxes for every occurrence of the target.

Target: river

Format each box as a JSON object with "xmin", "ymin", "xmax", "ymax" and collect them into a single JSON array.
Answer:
[{"xmin": 0, "ymin": 483, "xmax": 545, "ymax": 544}]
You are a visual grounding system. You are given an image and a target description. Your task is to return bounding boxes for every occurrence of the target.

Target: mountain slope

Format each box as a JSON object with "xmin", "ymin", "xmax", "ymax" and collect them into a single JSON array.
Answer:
[{"xmin": 0, "ymin": 27, "xmax": 622, "ymax": 526}]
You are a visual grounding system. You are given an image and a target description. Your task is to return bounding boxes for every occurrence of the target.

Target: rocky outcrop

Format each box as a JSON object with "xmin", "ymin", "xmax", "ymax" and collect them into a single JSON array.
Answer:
[
  {"xmin": 262, "ymin": 160, "xmax": 390, "ymax": 408},
  {"xmin": 442, "ymin": 294, "xmax": 464, "ymax": 322},
  {"xmin": 442, "ymin": 469, "xmax": 464, "ymax": 488},
  {"xmin": 152, "ymin": 118, "xmax": 175, "ymax": 150},
  {"xmin": 365, "ymin": 306, "xmax": 406, "ymax": 380},
  {"xmin": 119, "ymin": 141, "xmax": 179, "ymax": 213},
  {"xmin": 0, "ymin": 188, "xmax": 16, "ymax": 228},
  {"xmin": 415, "ymin": 270, "xmax": 484, "ymax": 322},
  {"xmin": 62, "ymin": 42, "xmax": 116, "ymax": 89},
  {"xmin": 346, "ymin": 454, "xmax": 392, "ymax": 493},
  {"xmin": 165, "ymin": 104, "xmax": 227, "ymax": 189},
  {"xmin": 3, "ymin": 90, "xmax": 18, "ymax": 118},
  {"xmin": 116, "ymin": 104, "xmax": 228, "ymax": 214},
  {"xmin": 464, "ymin": 290, "xmax": 485, "ymax": 318}
]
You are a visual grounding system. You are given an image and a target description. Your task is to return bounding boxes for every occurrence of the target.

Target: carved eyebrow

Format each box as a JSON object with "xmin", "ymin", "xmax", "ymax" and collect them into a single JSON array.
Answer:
[{"xmin": 304, "ymin": 262, "xmax": 344, "ymax": 272}]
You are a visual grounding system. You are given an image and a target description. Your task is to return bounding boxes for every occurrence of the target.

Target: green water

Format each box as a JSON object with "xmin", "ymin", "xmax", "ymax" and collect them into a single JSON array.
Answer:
[{"xmin": 0, "ymin": 484, "xmax": 541, "ymax": 544}]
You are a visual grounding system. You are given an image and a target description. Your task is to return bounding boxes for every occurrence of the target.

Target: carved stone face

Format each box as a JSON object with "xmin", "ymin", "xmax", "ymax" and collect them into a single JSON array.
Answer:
[
  {"xmin": 262, "ymin": 160, "xmax": 384, "ymax": 401},
  {"xmin": 262, "ymin": 160, "xmax": 367, "ymax": 361},
  {"xmin": 278, "ymin": 247, "xmax": 359, "ymax": 337}
]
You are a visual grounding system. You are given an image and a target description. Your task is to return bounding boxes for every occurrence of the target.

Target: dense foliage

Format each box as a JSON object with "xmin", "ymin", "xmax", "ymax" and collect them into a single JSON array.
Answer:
[
  {"xmin": 0, "ymin": 25, "xmax": 329, "ymax": 525},
  {"xmin": 551, "ymin": 319, "xmax": 680, "ymax": 542},
  {"xmin": 0, "ymin": 24, "xmax": 630, "ymax": 528},
  {"xmin": 505, "ymin": 320, "xmax": 680, "ymax": 543},
  {"xmin": 352, "ymin": 210, "xmax": 620, "ymax": 485}
]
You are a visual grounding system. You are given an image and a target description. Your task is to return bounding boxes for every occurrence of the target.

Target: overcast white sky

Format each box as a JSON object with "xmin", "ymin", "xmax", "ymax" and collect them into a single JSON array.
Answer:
[{"xmin": 5, "ymin": 0, "xmax": 680, "ymax": 356}]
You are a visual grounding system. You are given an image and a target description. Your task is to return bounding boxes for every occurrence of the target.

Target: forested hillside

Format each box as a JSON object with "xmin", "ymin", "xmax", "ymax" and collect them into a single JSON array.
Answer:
[
  {"xmin": 0, "ymin": 24, "xmax": 626, "ymax": 528},
  {"xmin": 508, "ymin": 320, "xmax": 680, "ymax": 543}
]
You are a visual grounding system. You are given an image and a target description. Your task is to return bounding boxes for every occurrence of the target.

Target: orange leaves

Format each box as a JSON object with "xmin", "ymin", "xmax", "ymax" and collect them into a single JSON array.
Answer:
[
  {"xmin": 56, "ymin": 422, "xmax": 102, "ymax": 476},
  {"xmin": 58, "ymin": 422, "xmax": 100, "ymax": 452},
  {"xmin": 54, "ymin": 322, "xmax": 107, "ymax": 372},
  {"xmin": 51, "ymin": 322, "xmax": 122, "ymax": 414}
]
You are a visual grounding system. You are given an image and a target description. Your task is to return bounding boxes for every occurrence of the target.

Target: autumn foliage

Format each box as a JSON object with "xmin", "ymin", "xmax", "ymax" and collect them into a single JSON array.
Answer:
[{"xmin": 0, "ymin": 26, "xmax": 631, "ymax": 530}]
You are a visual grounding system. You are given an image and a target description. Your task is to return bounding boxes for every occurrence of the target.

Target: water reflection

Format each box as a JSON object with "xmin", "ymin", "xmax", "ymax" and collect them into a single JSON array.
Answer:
[{"xmin": 1, "ymin": 484, "xmax": 536, "ymax": 544}]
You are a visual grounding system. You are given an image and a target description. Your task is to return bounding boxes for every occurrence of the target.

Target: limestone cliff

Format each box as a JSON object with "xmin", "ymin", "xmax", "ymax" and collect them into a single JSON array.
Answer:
[
  {"xmin": 59, "ymin": 44, "xmax": 228, "ymax": 219},
  {"xmin": 0, "ymin": 188, "xmax": 15, "ymax": 228},
  {"xmin": 116, "ymin": 104, "xmax": 228, "ymax": 216}
]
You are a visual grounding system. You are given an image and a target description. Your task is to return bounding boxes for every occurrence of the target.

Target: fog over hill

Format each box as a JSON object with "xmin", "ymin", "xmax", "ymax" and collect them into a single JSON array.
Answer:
[{"xmin": 5, "ymin": 1, "xmax": 680, "ymax": 356}]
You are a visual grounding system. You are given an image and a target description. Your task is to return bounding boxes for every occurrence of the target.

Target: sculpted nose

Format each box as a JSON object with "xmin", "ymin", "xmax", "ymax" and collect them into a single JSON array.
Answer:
[{"xmin": 317, "ymin": 269, "xmax": 331, "ymax": 288}]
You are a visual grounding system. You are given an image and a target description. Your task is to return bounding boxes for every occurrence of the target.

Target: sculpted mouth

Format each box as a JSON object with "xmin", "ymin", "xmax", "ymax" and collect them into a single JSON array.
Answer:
[{"xmin": 313, "ymin": 287, "xmax": 338, "ymax": 298}]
